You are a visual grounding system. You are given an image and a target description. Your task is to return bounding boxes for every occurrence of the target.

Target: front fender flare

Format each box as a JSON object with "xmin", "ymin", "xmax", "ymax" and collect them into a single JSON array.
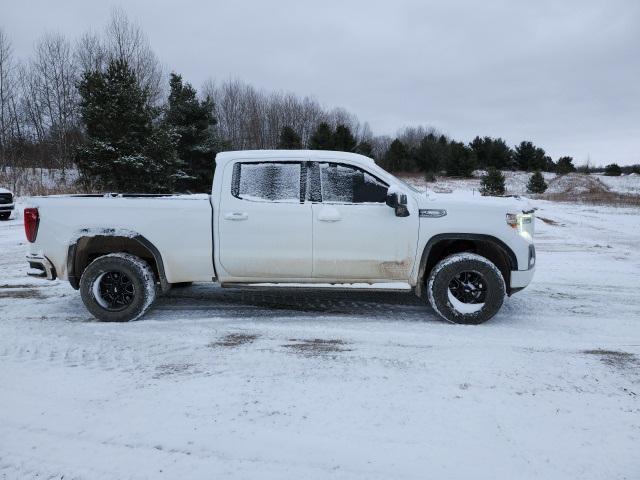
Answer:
[{"xmin": 415, "ymin": 233, "xmax": 519, "ymax": 297}]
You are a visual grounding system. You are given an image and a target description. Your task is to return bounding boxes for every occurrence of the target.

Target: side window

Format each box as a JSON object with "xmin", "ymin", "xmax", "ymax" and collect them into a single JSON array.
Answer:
[
  {"xmin": 319, "ymin": 163, "xmax": 388, "ymax": 203},
  {"xmin": 232, "ymin": 162, "xmax": 302, "ymax": 202}
]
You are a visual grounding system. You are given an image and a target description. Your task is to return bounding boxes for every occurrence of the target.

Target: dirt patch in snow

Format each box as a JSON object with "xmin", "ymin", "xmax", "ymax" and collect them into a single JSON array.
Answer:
[
  {"xmin": 538, "ymin": 216, "xmax": 564, "ymax": 226},
  {"xmin": 154, "ymin": 363, "xmax": 197, "ymax": 378},
  {"xmin": 283, "ymin": 338, "xmax": 351, "ymax": 356},
  {"xmin": 209, "ymin": 333, "xmax": 259, "ymax": 348},
  {"xmin": 583, "ymin": 349, "xmax": 639, "ymax": 369},
  {"xmin": 0, "ymin": 288, "xmax": 45, "ymax": 299}
]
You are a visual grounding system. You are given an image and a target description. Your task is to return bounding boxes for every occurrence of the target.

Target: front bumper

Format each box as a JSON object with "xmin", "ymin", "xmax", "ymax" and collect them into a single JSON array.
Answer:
[
  {"xmin": 0, "ymin": 204, "xmax": 14, "ymax": 212},
  {"xmin": 26, "ymin": 254, "xmax": 57, "ymax": 280},
  {"xmin": 509, "ymin": 243, "xmax": 535, "ymax": 293},
  {"xmin": 510, "ymin": 267, "xmax": 535, "ymax": 290}
]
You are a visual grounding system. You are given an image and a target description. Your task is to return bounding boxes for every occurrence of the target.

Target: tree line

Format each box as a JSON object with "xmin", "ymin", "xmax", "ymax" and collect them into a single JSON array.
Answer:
[{"xmin": 0, "ymin": 9, "xmax": 637, "ymax": 193}]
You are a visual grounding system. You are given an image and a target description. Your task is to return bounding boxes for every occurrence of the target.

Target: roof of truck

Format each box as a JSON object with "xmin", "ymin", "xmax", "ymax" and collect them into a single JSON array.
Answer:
[{"xmin": 215, "ymin": 150, "xmax": 375, "ymax": 167}]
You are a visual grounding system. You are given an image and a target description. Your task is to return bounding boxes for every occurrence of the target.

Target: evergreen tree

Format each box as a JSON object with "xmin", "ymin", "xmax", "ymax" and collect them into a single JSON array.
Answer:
[
  {"xmin": 75, "ymin": 59, "xmax": 182, "ymax": 192},
  {"xmin": 278, "ymin": 126, "xmax": 302, "ymax": 149},
  {"xmin": 604, "ymin": 163, "xmax": 622, "ymax": 176},
  {"xmin": 445, "ymin": 142, "xmax": 476, "ymax": 177},
  {"xmin": 469, "ymin": 136, "xmax": 513, "ymax": 169},
  {"xmin": 383, "ymin": 139, "xmax": 409, "ymax": 172},
  {"xmin": 333, "ymin": 124, "xmax": 357, "ymax": 152},
  {"xmin": 308, "ymin": 122, "xmax": 334, "ymax": 150},
  {"xmin": 165, "ymin": 73, "xmax": 219, "ymax": 192},
  {"xmin": 355, "ymin": 141, "xmax": 373, "ymax": 157},
  {"xmin": 415, "ymin": 133, "xmax": 446, "ymax": 174},
  {"xmin": 480, "ymin": 167, "xmax": 506, "ymax": 196},
  {"xmin": 527, "ymin": 170, "xmax": 548, "ymax": 193},
  {"xmin": 555, "ymin": 156, "xmax": 576, "ymax": 175},
  {"xmin": 513, "ymin": 141, "xmax": 548, "ymax": 171}
]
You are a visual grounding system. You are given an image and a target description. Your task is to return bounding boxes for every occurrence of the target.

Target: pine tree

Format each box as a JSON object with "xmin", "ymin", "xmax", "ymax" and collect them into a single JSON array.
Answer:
[
  {"xmin": 469, "ymin": 136, "xmax": 512, "ymax": 169},
  {"xmin": 604, "ymin": 163, "xmax": 622, "ymax": 176},
  {"xmin": 333, "ymin": 124, "xmax": 357, "ymax": 152},
  {"xmin": 555, "ymin": 156, "xmax": 575, "ymax": 175},
  {"xmin": 278, "ymin": 126, "xmax": 302, "ymax": 149},
  {"xmin": 165, "ymin": 73, "xmax": 220, "ymax": 192},
  {"xmin": 355, "ymin": 141, "xmax": 373, "ymax": 157},
  {"xmin": 416, "ymin": 133, "xmax": 446, "ymax": 173},
  {"xmin": 480, "ymin": 167, "xmax": 506, "ymax": 196},
  {"xmin": 382, "ymin": 139, "xmax": 409, "ymax": 172},
  {"xmin": 308, "ymin": 122, "xmax": 334, "ymax": 150},
  {"xmin": 75, "ymin": 59, "xmax": 182, "ymax": 192},
  {"xmin": 527, "ymin": 170, "xmax": 548, "ymax": 193},
  {"xmin": 513, "ymin": 141, "xmax": 548, "ymax": 171},
  {"xmin": 445, "ymin": 142, "xmax": 476, "ymax": 177}
]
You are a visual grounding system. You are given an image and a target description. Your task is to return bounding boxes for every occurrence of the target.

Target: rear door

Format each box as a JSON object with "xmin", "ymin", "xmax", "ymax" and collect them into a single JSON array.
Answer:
[
  {"xmin": 310, "ymin": 162, "xmax": 419, "ymax": 281},
  {"xmin": 217, "ymin": 160, "xmax": 312, "ymax": 279}
]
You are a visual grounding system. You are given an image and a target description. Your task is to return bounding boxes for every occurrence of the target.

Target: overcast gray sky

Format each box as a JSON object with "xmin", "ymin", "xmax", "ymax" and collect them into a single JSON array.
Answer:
[{"xmin": 3, "ymin": 0, "xmax": 639, "ymax": 165}]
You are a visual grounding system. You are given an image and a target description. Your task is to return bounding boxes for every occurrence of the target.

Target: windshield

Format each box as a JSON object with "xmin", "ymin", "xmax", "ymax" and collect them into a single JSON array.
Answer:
[{"xmin": 394, "ymin": 176, "xmax": 422, "ymax": 194}]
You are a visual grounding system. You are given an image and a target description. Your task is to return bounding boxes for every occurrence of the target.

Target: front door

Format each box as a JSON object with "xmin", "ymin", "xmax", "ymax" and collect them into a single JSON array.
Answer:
[
  {"xmin": 310, "ymin": 162, "xmax": 419, "ymax": 281},
  {"xmin": 218, "ymin": 160, "xmax": 312, "ymax": 279}
]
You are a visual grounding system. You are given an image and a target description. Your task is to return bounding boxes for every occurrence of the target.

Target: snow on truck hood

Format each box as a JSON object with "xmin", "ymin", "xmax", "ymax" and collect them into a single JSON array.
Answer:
[
  {"xmin": 0, "ymin": 187, "xmax": 12, "ymax": 194},
  {"xmin": 417, "ymin": 189, "xmax": 534, "ymax": 214}
]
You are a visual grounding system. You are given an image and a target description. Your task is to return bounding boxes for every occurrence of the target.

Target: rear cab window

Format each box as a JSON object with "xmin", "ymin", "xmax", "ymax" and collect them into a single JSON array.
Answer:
[{"xmin": 232, "ymin": 162, "xmax": 304, "ymax": 203}]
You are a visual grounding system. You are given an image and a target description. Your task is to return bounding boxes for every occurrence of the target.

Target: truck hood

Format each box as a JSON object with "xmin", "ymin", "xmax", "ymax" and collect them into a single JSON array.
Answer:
[{"xmin": 416, "ymin": 189, "xmax": 534, "ymax": 215}]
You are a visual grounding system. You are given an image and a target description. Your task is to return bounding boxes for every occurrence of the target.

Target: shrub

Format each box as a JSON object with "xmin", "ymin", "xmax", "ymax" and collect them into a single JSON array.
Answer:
[
  {"xmin": 604, "ymin": 163, "xmax": 622, "ymax": 176},
  {"xmin": 480, "ymin": 167, "xmax": 506, "ymax": 196},
  {"xmin": 527, "ymin": 170, "xmax": 548, "ymax": 194}
]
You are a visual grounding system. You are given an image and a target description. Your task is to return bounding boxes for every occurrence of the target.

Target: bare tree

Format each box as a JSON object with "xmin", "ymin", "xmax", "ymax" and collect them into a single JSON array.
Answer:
[
  {"xmin": 0, "ymin": 29, "xmax": 20, "ymax": 170},
  {"xmin": 75, "ymin": 30, "xmax": 106, "ymax": 74},
  {"xmin": 75, "ymin": 8, "xmax": 164, "ymax": 103},
  {"xmin": 105, "ymin": 7, "xmax": 163, "ymax": 101},
  {"xmin": 24, "ymin": 33, "xmax": 80, "ymax": 171}
]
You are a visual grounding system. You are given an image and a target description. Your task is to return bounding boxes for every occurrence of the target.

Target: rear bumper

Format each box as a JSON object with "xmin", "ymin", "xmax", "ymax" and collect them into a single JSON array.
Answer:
[{"xmin": 26, "ymin": 254, "xmax": 57, "ymax": 280}]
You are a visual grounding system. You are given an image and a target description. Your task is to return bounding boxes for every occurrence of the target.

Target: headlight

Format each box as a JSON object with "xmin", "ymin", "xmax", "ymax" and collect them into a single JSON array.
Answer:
[{"xmin": 506, "ymin": 212, "xmax": 535, "ymax": 239}]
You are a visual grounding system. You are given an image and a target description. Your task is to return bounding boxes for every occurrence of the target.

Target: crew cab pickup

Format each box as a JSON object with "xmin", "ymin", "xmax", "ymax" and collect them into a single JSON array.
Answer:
[{"xmin": 25, "ymin": 150, "xmax": 535, "ymax": 324}]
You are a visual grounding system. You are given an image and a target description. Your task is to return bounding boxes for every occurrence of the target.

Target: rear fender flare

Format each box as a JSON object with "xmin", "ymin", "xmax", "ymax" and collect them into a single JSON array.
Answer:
[{"xmin": 67, "ymin": 228, "xmax": 169, "ymax": 293}]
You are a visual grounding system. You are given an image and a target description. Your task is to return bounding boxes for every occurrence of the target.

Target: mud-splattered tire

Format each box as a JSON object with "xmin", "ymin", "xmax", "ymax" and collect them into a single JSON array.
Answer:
[
  {"xmin": 427, "ymin": 253, "xmax": 505, "ymax": 325},
  {"xmin": 80, "ymin": 253, "xmax": 157, "ymax": 322}
]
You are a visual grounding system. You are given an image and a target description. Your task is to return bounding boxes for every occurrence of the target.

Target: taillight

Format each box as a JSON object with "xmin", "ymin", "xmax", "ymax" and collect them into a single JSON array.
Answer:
[{"xmin": 24, "ymin": 208, "xmax": 39, "ymax": 243}]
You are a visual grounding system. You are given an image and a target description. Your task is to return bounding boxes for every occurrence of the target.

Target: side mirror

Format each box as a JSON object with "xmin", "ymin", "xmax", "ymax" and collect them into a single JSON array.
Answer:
[{"xmin": 386, "ymin": 189, "xmax": 410, "ymax": 217}]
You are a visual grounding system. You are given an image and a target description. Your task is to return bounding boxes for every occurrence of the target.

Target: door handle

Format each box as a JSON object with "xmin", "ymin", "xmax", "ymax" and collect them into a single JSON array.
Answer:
[
  {"xmin": 224, "ymin": 212, "xmax": 248, "ymax": 221},
  {"xmin": 318, "ymin": 207, "xmax": 341, "ymax": 222}
]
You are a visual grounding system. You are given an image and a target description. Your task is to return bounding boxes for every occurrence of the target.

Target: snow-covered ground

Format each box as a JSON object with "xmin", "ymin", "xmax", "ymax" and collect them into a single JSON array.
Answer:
[
  {"xmin": 596, "ymin": 172, "xmax": 640, "ymax": 195},
  {"xmin": 400, "ymin": 170, "xmax": 640, "ymax": 197},
  {"xmin": 1, "ymin": 197, "xmax": 640, "ymax": 479}
]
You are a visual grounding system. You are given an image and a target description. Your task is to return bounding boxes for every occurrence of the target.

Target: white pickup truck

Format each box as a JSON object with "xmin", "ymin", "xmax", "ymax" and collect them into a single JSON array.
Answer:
[{"xmin": 25, "ymin": 150, "xmax": 535, "ymax": 324}]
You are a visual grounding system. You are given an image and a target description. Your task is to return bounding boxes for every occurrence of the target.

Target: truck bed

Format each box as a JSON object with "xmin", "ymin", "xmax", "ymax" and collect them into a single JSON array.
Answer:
[{"xmin": 27, "ymin": 194, "xmax": 215, "ymax": 284}]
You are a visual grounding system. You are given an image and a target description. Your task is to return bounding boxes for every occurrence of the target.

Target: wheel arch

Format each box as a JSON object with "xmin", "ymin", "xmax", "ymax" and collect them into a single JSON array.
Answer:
[
  {"xmin": 67, "ymin": 229, "xmax": 169, "ymax": 293},
  {"xmin": 415, "ymin": 233, "xmax": 518, "ymax": 297}
]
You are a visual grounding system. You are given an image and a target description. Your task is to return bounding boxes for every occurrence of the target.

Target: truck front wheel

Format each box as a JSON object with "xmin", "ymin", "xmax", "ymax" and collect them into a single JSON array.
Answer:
[
  {"xmin": 427, "ymin": 253, "xmax": 505, "ymax": 325},
  {"xmin": 80, "ymin": 253, "xmax": 157, "ymax": 322}
]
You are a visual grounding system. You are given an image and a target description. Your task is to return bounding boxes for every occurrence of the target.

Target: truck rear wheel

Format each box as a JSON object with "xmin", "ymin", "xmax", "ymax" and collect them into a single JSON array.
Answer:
[
  {"xmin": 80, "ymin": 253, "xmax": 157, "ymax": 322},
  {"xmin": 427, "ymin": 253, "xmax": 505, "ymax": 325}
]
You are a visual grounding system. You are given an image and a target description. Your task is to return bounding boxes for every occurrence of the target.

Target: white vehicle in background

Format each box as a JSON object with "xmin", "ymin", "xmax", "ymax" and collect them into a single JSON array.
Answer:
[
  {"xmin": 24, "ymin": 150, "xmax": 536, "ymax": 324},
  {"xmin": 0, "ymin": 187, "xmax": 15, "ymax": 220}
]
